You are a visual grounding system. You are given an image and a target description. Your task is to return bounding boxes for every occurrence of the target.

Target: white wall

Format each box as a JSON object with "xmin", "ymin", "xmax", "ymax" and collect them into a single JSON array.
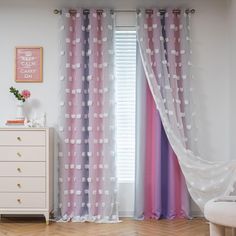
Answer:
[
  {"xmin": 0, "ymin": 0, "xmax": 232, "ymax": 216},
  {"xmin": 0, "ymin": 2, "xmax": 59, "ymax": 126},
  {"xmin": 190, "ymin": 0, "xmax": 231, "ymax": 163},
  {"xmin": 228, "ymin": 0, "xmax": 236, "ymax": 160}
]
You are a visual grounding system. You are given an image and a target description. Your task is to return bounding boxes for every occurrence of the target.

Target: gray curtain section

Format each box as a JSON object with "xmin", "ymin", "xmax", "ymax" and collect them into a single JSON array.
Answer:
[{"xmin": 134, "ymin": 49, "xmax": 146, "ymax": 219}]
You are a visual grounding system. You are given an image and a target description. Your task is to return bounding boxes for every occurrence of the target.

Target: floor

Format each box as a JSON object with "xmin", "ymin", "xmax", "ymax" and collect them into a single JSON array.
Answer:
[{"xmin": 0, "ymin": 217, "xmax": 233, "ymax": 236}]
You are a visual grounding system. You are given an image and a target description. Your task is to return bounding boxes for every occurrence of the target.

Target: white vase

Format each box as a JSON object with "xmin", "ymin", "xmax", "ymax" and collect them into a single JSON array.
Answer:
[{"xmin": 16, "ymin": 101, "xmax": 25, "ymax": 120}]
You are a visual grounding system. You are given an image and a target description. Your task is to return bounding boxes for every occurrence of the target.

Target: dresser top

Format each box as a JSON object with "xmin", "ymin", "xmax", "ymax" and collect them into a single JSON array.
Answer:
[{"xmin": 0, "ymin": 127, "xmax": 51, "ymax": 131}]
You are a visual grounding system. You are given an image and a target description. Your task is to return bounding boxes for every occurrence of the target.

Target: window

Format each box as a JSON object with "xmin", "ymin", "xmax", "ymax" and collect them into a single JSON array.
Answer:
[{"xmin": 115, "ymin": 30, "xmax": 136, "ymax": 182}]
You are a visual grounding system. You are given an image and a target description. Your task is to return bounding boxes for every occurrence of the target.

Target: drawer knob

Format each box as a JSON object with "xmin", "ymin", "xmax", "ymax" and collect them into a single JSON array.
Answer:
[
  {"xmin": 17, "ymin": 152, "xmax": 22, "ymax": 157},
  {"xmin": 17, "ymin": 199, "xmax": 21, "ymax": 204},
  {"xmin": 17, "ymin": 168, "xmax": 21, "ymax": 173},
  {"xmin": 17, "ymin": 137, "xmax": 22, "ymax": 141},
  {"xmin": 17, "ymin": 183, "xmax": 21, "ymax": 188}
]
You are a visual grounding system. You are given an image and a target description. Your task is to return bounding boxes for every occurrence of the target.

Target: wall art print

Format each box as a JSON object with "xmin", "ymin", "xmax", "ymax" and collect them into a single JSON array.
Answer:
[{"xmin": 15, "ymin": 47, "xmax": 43, "ymax": 83}]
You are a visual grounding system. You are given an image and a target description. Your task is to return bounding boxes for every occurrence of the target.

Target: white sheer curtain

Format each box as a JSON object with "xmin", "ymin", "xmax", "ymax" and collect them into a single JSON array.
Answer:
[
  {"xmin": 137, "ymin": 8, "xmax": 236, "ymax": 211},
  {"xmin": 58, "ymin": 9, "xmax": 119, "ymax": 222}
]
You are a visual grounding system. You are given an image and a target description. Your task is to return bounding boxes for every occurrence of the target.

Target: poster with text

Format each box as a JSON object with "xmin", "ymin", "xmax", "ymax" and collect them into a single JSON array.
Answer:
[{"xmin": 15, "ymin": 47, "xmax": 43, "ymax": 82}]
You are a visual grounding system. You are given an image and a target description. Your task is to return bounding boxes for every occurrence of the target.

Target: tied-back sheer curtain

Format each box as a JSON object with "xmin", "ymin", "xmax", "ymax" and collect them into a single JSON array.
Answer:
[
  {"xmin": 58, "ymin": 8, "xmax": 119, "ymax": 222},
  {"xmin": 137, "ymin": 8, "xmax": 236, "ymax": 211}
]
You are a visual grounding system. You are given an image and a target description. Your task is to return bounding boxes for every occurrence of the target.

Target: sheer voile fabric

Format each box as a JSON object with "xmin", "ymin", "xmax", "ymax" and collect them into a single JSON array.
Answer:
[
  {"xmin": 137, "ymin": 8, "xmax": 236, "ymax": 211},
  {"xmin": 135, "ymin": 56, "xmax": 190, "ymax": 219},
  {"xmin": 58, "ymin": 9, "xmax": 119, "ymax": 222}
]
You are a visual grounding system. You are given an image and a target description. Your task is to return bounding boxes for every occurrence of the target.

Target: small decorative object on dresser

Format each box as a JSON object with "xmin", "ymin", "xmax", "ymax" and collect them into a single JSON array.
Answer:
[
  {"xmin": 0, "ymin": 128, "xmax": 53, "ymax": 224},
  {"xmin": 24, "ymin": 112, "xmax": 46, "ymax": 128},
  {"xmin": 9, "ymin": 87, "xmax": 31, "ymax": 120},
  {"xmin": 5, "ymin": 119, "xmax": 25, "ymax": 126}
]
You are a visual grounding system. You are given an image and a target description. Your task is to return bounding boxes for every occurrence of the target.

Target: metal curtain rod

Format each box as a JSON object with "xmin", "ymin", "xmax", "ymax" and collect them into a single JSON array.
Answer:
[{"xmin": 53, "ymin": 8, "xmax": 196, "ymax": 15}]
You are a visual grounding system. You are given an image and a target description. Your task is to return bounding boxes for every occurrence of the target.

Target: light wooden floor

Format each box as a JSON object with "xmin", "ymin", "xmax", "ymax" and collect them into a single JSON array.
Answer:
[{"xmin": 0, "ymin": 217, "xmax": 233, "ymax": 236}]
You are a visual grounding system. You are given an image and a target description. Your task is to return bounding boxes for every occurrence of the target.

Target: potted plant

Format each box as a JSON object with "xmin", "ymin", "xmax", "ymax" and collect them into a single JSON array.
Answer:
[{"xmin": 10, "ymin": 87, "xmax": 31, "ymax": 120}]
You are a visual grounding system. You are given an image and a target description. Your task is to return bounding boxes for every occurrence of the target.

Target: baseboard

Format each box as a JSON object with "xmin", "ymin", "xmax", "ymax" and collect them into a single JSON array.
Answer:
[
  {"xmin": 191, "ymin": 211, "xmax": 204, "ymax": 218},
  {"xmin": 119, "ymin": 211, "xmax": 134, "ymax": 218},
  {"xmin": 1, "ymin": 211, "xmax": 203, "ymax": 219}
]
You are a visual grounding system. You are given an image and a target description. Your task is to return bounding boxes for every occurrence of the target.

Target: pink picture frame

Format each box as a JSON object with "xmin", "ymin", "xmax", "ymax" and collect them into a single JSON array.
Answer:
[{"xmin": 15, "ymin": 47, "xmax": 43, "ymax": 83}]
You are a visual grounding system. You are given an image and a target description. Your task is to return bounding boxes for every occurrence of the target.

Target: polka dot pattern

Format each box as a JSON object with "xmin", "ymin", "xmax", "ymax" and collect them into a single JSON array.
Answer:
[
  {"xmin": 58, "ymin": 8, "xmax": 118, "ymax": 223},
  {"xmin": 137, "ymin": 8, "xmax": 236, "ymax": 211}
]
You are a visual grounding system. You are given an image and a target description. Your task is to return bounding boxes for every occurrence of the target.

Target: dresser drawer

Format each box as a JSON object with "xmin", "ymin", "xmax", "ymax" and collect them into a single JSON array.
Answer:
[
  {"xmin": 0, "ymin": 193, "xmax": 45, "ymax": 208},
  {"xmin": 0, "ymin": 162, "xmax": 45, "ymax": 177},
  {"xmin": 0, "ymin": 131, "xmax": 45, "ymax": 146},
  {"xmin": 0, "ymin": 177, "xmax": 45, "ymax": 192},
  {"xmin": 0, "ymin": 147, "xmax": 46, "ymax": 162}
]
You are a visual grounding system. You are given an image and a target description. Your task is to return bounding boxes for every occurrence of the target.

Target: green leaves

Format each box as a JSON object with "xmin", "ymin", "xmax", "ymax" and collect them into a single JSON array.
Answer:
[{"xmin": 9, "ymin": 87, "xmax": 26, "ymax": 102}]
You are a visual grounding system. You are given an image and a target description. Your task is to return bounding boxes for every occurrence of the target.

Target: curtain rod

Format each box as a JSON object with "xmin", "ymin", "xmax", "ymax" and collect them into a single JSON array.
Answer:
[{"xmin": 53, "ymin": 9, "xmax": 196, "ymax": 15}]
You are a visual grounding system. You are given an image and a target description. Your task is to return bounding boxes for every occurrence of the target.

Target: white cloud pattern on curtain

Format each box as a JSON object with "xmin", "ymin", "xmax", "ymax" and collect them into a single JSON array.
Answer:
[
  {"xmin": 137, "ymin": 8, "xmax": 236, "ymax": 211},
  {"xmin": 58, "ymin": 8, "xmax": 119, "ymax": 223}
]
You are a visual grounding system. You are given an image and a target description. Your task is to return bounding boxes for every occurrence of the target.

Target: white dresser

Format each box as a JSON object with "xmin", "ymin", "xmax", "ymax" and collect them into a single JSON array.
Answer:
[{"xmin": 0, "ymin": 128, "xmax": 53, "ymax": 224}]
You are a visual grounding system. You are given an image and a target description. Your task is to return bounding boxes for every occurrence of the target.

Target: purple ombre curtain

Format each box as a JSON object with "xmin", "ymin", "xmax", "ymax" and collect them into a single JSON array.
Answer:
[
  {"xmin": 58, "ymin": 9, "xmax": 119, "ymax": 223},
  {"xmin": 135, "ymin": 28, "xmax": 190, "ymax": 219}
]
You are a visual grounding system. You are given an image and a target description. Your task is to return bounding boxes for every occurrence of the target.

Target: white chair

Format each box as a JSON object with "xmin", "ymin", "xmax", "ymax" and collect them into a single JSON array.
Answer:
[{"xmin": 204, "ymin": 197, "xmax": 236, "ymax": 236}]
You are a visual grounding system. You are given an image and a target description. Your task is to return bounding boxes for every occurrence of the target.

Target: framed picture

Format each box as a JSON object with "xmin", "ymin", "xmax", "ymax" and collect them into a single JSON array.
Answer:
[{"xmin": 15, "ymin": 47, "xmax": 43, "ymax": 83}]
